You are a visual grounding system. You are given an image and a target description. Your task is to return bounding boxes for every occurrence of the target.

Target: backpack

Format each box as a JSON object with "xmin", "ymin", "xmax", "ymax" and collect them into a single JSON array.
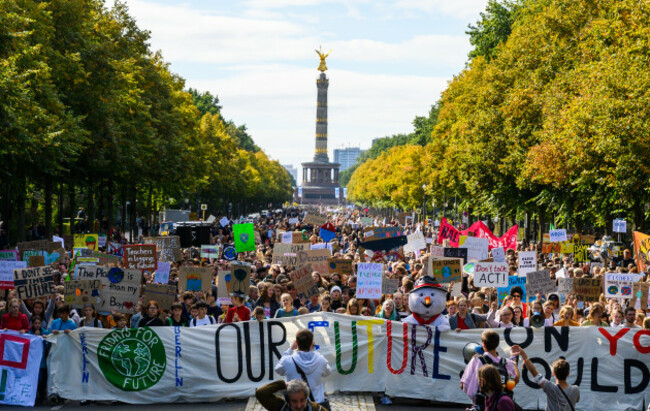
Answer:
[
  {"xmin": 192, "ymin": 315, "xmax": 216, "ymax": 326},
  {"xmin": 478, "ymin": 355, "xmax": 523, "ymax": 411}
]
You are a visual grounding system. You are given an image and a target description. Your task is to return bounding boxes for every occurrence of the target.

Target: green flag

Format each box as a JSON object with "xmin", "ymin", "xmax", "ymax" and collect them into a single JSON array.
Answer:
[
  {"xmin": 233, "ymin": 223, "xmax": 255, "ymax": 252},
  {"xmin": 549, "ymin": 223, "xmax": 556, "ymax": 230}
]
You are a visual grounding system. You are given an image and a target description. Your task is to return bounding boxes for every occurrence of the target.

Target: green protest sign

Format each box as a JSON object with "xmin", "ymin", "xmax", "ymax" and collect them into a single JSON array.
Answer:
[{"xmin": 233, "ymin": 223, "xmax": 255, "ymax": 252}]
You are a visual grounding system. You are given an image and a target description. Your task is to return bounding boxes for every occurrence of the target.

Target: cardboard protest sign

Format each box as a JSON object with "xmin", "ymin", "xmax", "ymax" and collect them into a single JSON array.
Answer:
[
  {"xmin": 631, "ymin": 282, "xmax": 649, "ymax": 310},
  {"xmin": 604, "ymin": 273, "xmax": 641, "ymax": 299},
  {"xmin": 17, "ymin": 240, "xmax": 59, "ymax": 258},
  {"xmin": 13, "ymin": 266, "xmax": 55, "ymax": 299},
  {"xmin": 73, "ymin": 234, "xmax": 99, "ymax": 250},
  {"xmin": 632, "ymin": 231, "xmax": 650, "ymax": 273},
  {"xmin": 525, "ymin": 270, "xmax": 556, "ymax": 295},
  {"xmin": 123, "ymin": 244, "xmax": 157, "ymax": 271},
  {"xmin": 492, "ymin": 247, "xmax": 505, "ymax": 263},
  {"xmin": 517, "ymin": 251, "xmax": 537, "ymax": 277},
  {"xmin": 155, "ymin": 262, "xmax": 172, "ymax": 284},
  {"xmin": 549, "ymin": 229, "xmax": 567, "ymax": 243},
  {"xmin": 429, "ymin": 258, "xmax": 462, "ymax": 284},
  {"xmin": 106, "ymin": 241, "xmax": 124, "ymax": 256},
  {"xmin": 473, "ymin": 262, "xmax": 509, "ymax": 287},
  {"xmin": 0, "ymin": 250, "xmax": 18, "ymax": 261},
  {"xmin": 216, "ymin": 269, "xmax": 233, "ymax": 305},
  {"xmin": 288, "ymin": 217, "xmax": 299, "ymax": 225},
  {"xmin": 573, "ymin": 278, "xmax": 603, "ymax": 302},
  {"xmin": 64, "ymin": 280, "xmax": 102, "ymax": 307},
  {"xmin": 574, "ymin": 245, "xmax": 589, "ymax": 263},
  {"xmin": 281, "ymin": 232, "xmax": 293, "ymax": 244},
  {"xmin": 289, "ymin": 263, "xmax": 319, "ymax": 299},
  {"xmin": 557, "ymin": 277, "xmax": 573, "ymax": 295},
  {"xmin": 382, "ymin": 278, "xmax": 400, "ymax": 295},
  {"xmin": 327, "ymin": 258, "xmax": 353, "ymax": 276},
  {"xmin": 292, "ymin": 231, "xmax": 309, "ymax": 244},
  {"xmin": 143, "ymin": 284, "xmax": 177, "ymax": 311},
  {"xmin": 144, "ymin": 236, "xmax": 181, "ymax": 262},
  {"xmin": 296, "ymin": 249, "xmax": 330, "ymax": 274},
  {"xmin": 459, "ymin": 236, "xmax": 489, "ymax": 261},
  {"xmin": 498, "ymin": 276, "xmax": 526, "ymax": 303},
  {"xmin": 404, "ymin": 231, "xmax": 426, "ymax": 254},
  {"xmin": 74, "ymin": 249, "xmax": 121, "ymax": 266},
  {"xmin": 99, "ymin": 268, "xmax": 142, "ymax": 313},
  {"xmin": 44, "ymin": 248, "xmax": 64, "ymax": 265},
  {"xmin": 272, "ymin": 243, "xmax": 308, "ymax": 265},
  {"xmin": 356, "ymin": 263, "xmax": 383, "ymax": 299},
  {"xmin": 254, "ymin": 230, "xmax": 262, "ymax": 244},
  {"xmin": 430, "ymin": 246, "xmax": 444, "ymax": 259},
  {"xmin": 397, "ymin": 212, "xmax": 409, "ymax": 226},
  {"xmin": 360, "ymin": 217, "xmax": 373, "ymax": 227},
  {"xmin": 444, "ymin": 247, "xmax": 468, "ymax": 264},
  {"xmin": 52, "ymin": 235, "xmax": 65, "ymax": 248},
  {"xmin": 179, "ymin": 267, "xmax": 212, "ymax": 293},
  {"xmin": 28, "ymin": 255, "xmax": 45, "ymax": 267},
  {"xmin": 158, "ymin": 247, "xmax": 182, "ymax": 262},
  {"xmin": 201, "ymin": 245, "xmax": 221, "ymax": 259},
  {"xmin": 233, "ymin": 223, "xmax": 255, "ymax": 252},
  {"xmin": 362, "ymin": 226, "xmax": 402, "ymax": 242},
  {"xmin": 230, "ymin": 261, "xmax": 251, "ymax": 297},
  {"xmin": 0, "ymin": 261, "xmax": 26, "ymax": 288}
]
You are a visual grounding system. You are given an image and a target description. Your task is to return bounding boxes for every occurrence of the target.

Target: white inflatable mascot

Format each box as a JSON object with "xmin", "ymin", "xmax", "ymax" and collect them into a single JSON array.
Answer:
[{"xmin": 403, "ymin": 275, "xmax": 450, "ymax": 331}]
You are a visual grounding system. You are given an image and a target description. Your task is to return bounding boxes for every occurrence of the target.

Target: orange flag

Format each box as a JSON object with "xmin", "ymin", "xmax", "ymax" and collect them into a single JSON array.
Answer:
[{"xmin": 632, "ymin": 231, "xmax": 650, "ymax": 273}]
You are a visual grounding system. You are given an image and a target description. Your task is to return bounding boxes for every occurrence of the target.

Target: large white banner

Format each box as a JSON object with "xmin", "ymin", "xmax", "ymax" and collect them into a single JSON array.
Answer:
[
  {"xmin": 48, "ymin": 314, "xmax": 650, "ymax": 410},
  {"xmin": 0, "ymin": 331, "xmax": 43, "ymax": 406}
]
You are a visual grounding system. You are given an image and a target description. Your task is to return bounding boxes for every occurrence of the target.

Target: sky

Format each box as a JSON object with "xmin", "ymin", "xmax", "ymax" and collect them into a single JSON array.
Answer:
[{"xmin": 116, "ymin": 0, "xmax": 489, "ymax": 170}]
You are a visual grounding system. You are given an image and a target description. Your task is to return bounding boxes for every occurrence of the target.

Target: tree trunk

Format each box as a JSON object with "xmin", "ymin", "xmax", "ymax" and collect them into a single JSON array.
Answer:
[
  {"xmin": 68, "ymin": 184, "xmax": 76, "ymax": 235},
  {"xmin": 129, "ymin": 183, "xmax": 137, "ymax": 242},
  {"xmin": 57, "ymin": 182, "xmax": 64, "ymax": 235}
]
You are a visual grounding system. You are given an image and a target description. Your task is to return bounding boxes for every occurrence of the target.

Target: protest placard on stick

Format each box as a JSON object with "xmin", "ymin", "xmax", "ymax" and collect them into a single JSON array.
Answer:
[
  {"xmin": 526, "ymin": 270, "xmax": 556, "ymax": 296},
  {"xmin": 179, "ymin": 267, "xmax": 212, "ymax": 293},
  {"xmin": 289, "ymin": 263, "xmax": 318, "ymax": 299},
  {"xmin": 143, "ymin": 284, "xmax": 177, "ymax": 311},
  {"xmin": 13, "ymin": 266, "xmax": 56, "ymax": 299},
  {"xmin": 573, "ymin": 278, "xmax": 603, "ymax": 302},
  {"xmin": 64, "ymin": 280, "xmax": 102, "ymax": 307}
]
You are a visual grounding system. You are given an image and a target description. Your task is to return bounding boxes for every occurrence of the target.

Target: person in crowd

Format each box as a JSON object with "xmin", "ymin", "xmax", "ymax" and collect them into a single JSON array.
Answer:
[
  {"xmin": 446, "ymin": 300, "xmax": 459, "ymax": 318},
  {"xmin": 79, "ymin": 304, "xmax": 103, "ymax": 328},
  {"xmin": 190, "ymin": 300, "xmax": 217, "ymax": 326},
  {"xmin": 329, "ymin": 286, "xmax": 343, "ymax": 311},
  {"xmin": 581, "ymin": 302, "xmax": 609, "ymax": 327},
  {"xmin": 512, "ymin": 345, "xmax": 580, "ymax": 411},
  {"xmin": 255, "ymin": 379, "xmax": 326, "ymax": 411},
  {"xmin": 507, "ymin": 286, "xmax": 527, "ymax": 317},
  {"xmin": 523, "ymin": 300, "xmax": 552, "ymax": 327},
  {"xmin": 553, "ymin": 305, "xmax": 580, "ymax": 327},
  {"xmin": 21, "ymin": 296, "xmax": 55, "ymax": 329},
  {"xmin": 49, "ymin": 305, "xmax": 77, "ymax": 334},
  {"xmin": 620, "ymin": 307, "xmax": 640, "ymax": 328},
  {"xmin": 130, "ymin": 302, "xmax": 143, "ymax": 328},
  {"xmin": 376, "ymin": 299, "xmax": 399, "ymax": 321},
  {"xmin": 305, "ymin": 294, "xmax": 321, "ymax": 313},
  {"xmin": 635, "ymin": 310, "xmax": 646, "ymax": 327},
  {"xmin": 206, "ymin": 291, "xmax": 224, "ymax": 319},
  {"xmin": 512, "ymin": 306, "xmax": 524, "ymax": 327},
  {"xmin": 275, "ymin": 329, "xmax": 331, "ymax": 410},
  {"xmin": 449, "ymin": 298, "xmax": 495, "ymax": 330},
  {"xmin": 252, "ymin": 306, "xmax": 267, "ymax": 321},
  {"xmin": 275, "ymin": 293, "xmax": 300, "ymax": 318},
  {"xmin": 345, "ymin": 298, "xmax": 362, "ymax": 316},
  {"xmin": 493, "ymin": 306, "xmax": 516, "ymax": 328},
  {"xmin": 609, "ymin": 308, "xmax": 624, "ymax": 327},
  {"xmin": 113, "ymin": 313, "xmax": 128, "ymax": 329},
  {"xmin": 461, "ymin": 330, "xmax": 519, "ymax": 402},
  {"xmin": 167, "ymin": 302, "xmax": 189, "ymax": 326},
  {"xmin": 138, "ymin": 300, "xmax": 165, "ymax": 327},
  {"xmin": 473, "ymin": 364, "xmax": 516, "ymax": 411},
  {"xmin": 1, "ymin": 298, "xmax": 29, "ymax": 332},
  {"xmin": 256, "ymin": 283, "xmax": 281, "ymax": 318},
  {"xmin": 226, "ymin": 294, "xmax": 251, "ymax": 322},
  {"xmin": 319, "ymin": 295, "xmax": 332, "ymax": 312},
  {"xmin": 29, "ymin": 315, "xmax": 49, "ymax": 335}
]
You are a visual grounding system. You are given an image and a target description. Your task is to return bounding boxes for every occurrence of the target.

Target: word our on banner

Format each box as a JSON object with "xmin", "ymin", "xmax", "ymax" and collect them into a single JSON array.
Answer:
[
  {"xmin": 473, "ymin": 262, "xmax": 509, "ymax": 287},
  {"xmin": 0, "ymin": 331, "xmax": 44, "ymax": 406},
  {"xmin": 47, "ymin": 314, "xmax": 650, "ymax": 410},
  {"xmin": 124, "ymin": 244, "xmax": 157, "ymax": 271},
  {"xmin": 13, "ymin": 266, "xmax": 55, "ymax": 299},
  {"xmin": 356, "ymin": 263, "xmax": 383, "ymax": 299}
]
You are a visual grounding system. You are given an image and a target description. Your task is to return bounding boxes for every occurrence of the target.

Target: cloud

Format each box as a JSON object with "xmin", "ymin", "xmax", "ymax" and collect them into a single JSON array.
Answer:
[{"xmin": 394, "ymin": 0, "xmax": 488, "ymax": 20}]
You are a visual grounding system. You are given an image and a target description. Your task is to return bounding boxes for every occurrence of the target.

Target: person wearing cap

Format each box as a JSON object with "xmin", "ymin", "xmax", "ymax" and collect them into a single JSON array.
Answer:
[
  {"xmin": 403, "ymin": 276, "xmax": 450, "ymax": 331},
  {"xmin": 329, "ymin": 286, "xmax": 343, "ymax": 311}
]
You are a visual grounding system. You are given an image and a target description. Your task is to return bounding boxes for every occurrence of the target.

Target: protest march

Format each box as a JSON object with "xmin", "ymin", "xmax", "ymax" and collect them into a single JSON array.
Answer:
[{"xmin": 0, "ymin": 208, "xmax": 649, "ymax": 410}]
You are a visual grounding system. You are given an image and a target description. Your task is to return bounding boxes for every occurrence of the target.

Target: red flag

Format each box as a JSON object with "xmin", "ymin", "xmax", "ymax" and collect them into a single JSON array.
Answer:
[{"xmin": 437, "ymin": 217, "xmax": 460, "ymax": 246}]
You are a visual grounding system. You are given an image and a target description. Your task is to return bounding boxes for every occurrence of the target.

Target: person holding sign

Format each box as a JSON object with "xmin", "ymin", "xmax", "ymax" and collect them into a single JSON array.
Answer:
[{"xmin": 1, "ymin": 298, "xmax": 29, "ymax": 332}]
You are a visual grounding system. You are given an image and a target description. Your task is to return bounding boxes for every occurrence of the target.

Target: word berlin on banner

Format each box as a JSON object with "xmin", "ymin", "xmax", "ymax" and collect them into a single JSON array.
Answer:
[{"xmin": 47, "ymin": 314, "xmax": 650, "ymax": 410}]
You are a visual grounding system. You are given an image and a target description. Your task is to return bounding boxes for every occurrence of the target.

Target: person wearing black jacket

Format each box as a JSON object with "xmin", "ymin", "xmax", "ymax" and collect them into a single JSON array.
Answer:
[{"xmin": 138, "ymin": 301, "xmax": 165, "ymax": 327}]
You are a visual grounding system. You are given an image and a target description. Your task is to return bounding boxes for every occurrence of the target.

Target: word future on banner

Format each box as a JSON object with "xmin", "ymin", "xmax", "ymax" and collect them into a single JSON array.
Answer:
[
  {"xmin": 13, "ymin": 266, "xmax": 55, "ymax": 299},
  {"xmin": 123, "ymin": 244, "xmax": 157, "ymax": 271},
  {"xmin": 473, "ymin": 262, "xmax": 509, "ymax": 287},
  {"xmin": 356, "ymin": 263, "xmax": 383, "ymax": 299}
]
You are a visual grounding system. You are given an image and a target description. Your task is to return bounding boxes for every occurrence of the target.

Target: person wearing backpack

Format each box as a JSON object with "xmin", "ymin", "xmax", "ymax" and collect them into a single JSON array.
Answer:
[
  {"xmin": 461, "ymin": 330, "xmax": 520, "ymax": 404},
  {"xmin": 79, "ymin": 304, "xmax": 103, "ymax": 328},
  {"xmin": 190, "ymin": 300, "xmax": 217, "ymax": 327},
  {"xmin": 474, "ymin": 364, "xmax": 517, "ymax": 411},
  {"xmin": 511, "ymin": 345, "xmax": 579, "ymax": 411}
]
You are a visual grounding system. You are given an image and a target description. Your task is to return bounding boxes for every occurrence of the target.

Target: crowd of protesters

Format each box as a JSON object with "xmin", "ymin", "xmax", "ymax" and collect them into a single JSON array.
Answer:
[{"xmin": 1, "ymin": 207, "xmax": 649, "ymax": 408}]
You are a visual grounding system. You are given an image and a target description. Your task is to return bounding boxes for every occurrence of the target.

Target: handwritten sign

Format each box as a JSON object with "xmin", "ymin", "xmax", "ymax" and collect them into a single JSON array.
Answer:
[
  {"xmin": 429, "ymin": 258, "xmax": 462, "ymax": 284},
  {"xmin": 0, "ymin": 250, "xmax": 18, "ymax": 261},
  {"xmin": 473, "ymin": 262, "xmax": 509, "ymax": 287},
  {"xmin": 518, "ymin": 251, "xmax": 537, "ymax": 277},
  {"xmin": 143, "ymin": 284, "xmax": 177, "ymax": 311},
  {"xmin": 17, "ymin": 240, "xmax": 59, "ymax": 258},
  {"xmin": 404, "ymin": 231, "xmax": 426, "ymax": 254},
  {"xmin": 327, "ymin": 258, "xmax": 353, "ymax": 276},
  {"xmin": 144, "ymin": 236, "xmax": 181, "ymax": 262},
  {"xmin": 99, "ymin": 268, "xmax": 142, "ymax": 313},
  {"xmin": 296, "ymin": 249, "xmax": 330, "ymax": 274},
  {"xmin": 201, "ymin": 245, "xmax": 221, "ymax": 259},
  {"xmin": 304, "ymin": 214, "xmax": 327, "ymax": 226},
  {"xmin": 631, "ymin": 282, "xmax": 649, "ymax": 310},
  {"xmin": 272, "ymin": 243, "xmax": 308, "ymax": 265},
  {"xmin": 356, "ymin": 263, "xmax": 383, "ymax": 299},
  {"xmin": 497, "ymin": 276, "xmax": 527, "ymax": 303},
  {"xmin": 574, "ymin": 245, "xmax": 589, "ymax": 263},
  {"xmin": 525, "ymin": 270, "xmax": 556, "ymax": 295},
  {"xmin": 289, "ymin": 263, "xmax": 319, "ymax": 299},
  {"xmin": 217, "ymin": 269, "xmax": 233, "ymax": 305},
  {"xmin": 73, "ymin": 234, "xmax": 99, "ymax": 250},
  {"xmin": 613, "ymin": 219, "xmax": 627, "ymax": 233},
  {"xmin": 13, "ymin": 266, "xmax": 55, "ymax": 299},
  {"xmin": 459, "ymin": 236, "xmax": 489, "ymax": 261},
  {"xmin": 64, "ymin": 280, "xmax": 102, "ymax": 307},
  {"xmin": 362, "ymin": 226, "xmax": 401, "ymax": 242},
  {"xmin": 492, "ymin": 247, "xmax": 505, "ymax": 262},
  {"xmin": 557, "ymin": 278, "xmax": 574, "ymax": 294},
  {"xmin": 0, "ymin": 261, "xmax": 26, "ymax": 288},
  {"xmin": 430, "ymin": 246, "xmax": 444, "ymax": 259},
  {"xmin": 124, "ymin": 244, "xmax": 157, "ymax": 271},
  {"xmin": 604, "ymin": 273, "xmax": 640, "ymax": 299},
  {"xmin": 179, "ymin": 267, "xmax": 212, "ymax": 293},
  {"xmin": 154, "ymin": 262, "xmax": 171, "ymax": 284},
  {"xmin": 549, "ymin": 229, "xmax": 567, "ymax": 243},
  {"xmin": 382, "ymin": 278, "xmax": 400, "ymax": 295},
  {"xmin": 573, "ymin": 278, "xmax": 602, "ymax": 302},
  {"xmin": 443, "ymin": 247, "xmax": 468, "ymax": 264}
]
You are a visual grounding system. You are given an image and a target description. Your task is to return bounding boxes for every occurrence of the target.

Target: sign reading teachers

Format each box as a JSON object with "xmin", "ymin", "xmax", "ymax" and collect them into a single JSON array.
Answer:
[
  {"xmin": 13, "ymin": 266, "xmax": 55, "ymax": 299},
  {"xmin": 124, "ymin": 244, "xmax": 157, "ymax": 271}
]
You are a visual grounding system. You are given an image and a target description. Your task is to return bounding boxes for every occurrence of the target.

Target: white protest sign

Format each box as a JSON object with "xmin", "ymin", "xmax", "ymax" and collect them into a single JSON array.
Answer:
[
  {"xmin": 53, "ymin": 235, "xmax": 65, "ymax": 248},
  {"xmin": 612, "ymin": 219, "xmax": 626, "ymax": 233},
  {"xmin": 492, "ymin": 247, "xmax": 505, "ymax": 262},
  {"xmin": 473, "ymin": 262, "xmax": 509, "ymax": 287},
  {"xmin": 98, "ymin": 234, "xmax": 107, "ymax": 248},
  {"xmin": 404, "ymin": 231, "xmax": 426, "ymax": 254},
  {"xmin": 0, "ymin": 261, "xmax": 26, "ymax": 288},
  {"xmin": 219, "ymin": 217, "xmax": 230, "ymax": 227},
  {"xmin": 430, "ymin": 246, "xmax": 444, "ymax": 259},
  {"xmin": 526, "ymin": 270, "xmax": 556, "ymax": 295},
  {"xmin": 604, "ymin": 273, "xmax": 641, "ymax": 299},
  {"xmin": 288, "ymin": 217, "xmax": 299, "ymax": 225},
  {"xmin": 557, "ymin": 277, "xmax": 573, "ymax": 294},
  {"xmin": 356, "ymin": 263, "xmax": 383, "ymax": 299},
  {"xmin": 517, "ymin": 251, "xmax": 537, "ymax": 277},
  {"xmin": 549, "ymin": 229, "xmax": 567, "ymax": 242},
  {"xmin": 282, "ymin": 232, "xmax": 293, "ymax": 244},
  {"xmin": 155, "ymin": 262, "xmax": 171, "ymax": 284},
  {"xmin": 0, "ymin": 331, "xmax": 43, "ymax": 406},
  {"xmin": 207, "ymin": 215, "xmax": 216, "ymax": 223},
  {"xmin": 459, "ymin": 236, "xmax": 489, "ymax": 261}
]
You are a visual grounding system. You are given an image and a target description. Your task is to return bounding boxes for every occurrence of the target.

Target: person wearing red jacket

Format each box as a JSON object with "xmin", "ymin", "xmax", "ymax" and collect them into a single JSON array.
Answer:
[{"xmin": 1, "ymin": 298, "xmax": 29, "ymax": 333}]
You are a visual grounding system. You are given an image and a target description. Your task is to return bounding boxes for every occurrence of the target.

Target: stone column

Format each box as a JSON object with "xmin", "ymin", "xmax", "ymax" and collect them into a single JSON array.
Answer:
[{"xmin": 314, "ymin": 73, "xmax": 329, "ymax": 162}]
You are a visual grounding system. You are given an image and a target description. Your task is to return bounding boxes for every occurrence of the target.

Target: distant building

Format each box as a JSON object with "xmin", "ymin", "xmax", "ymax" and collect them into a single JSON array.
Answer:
[
  {"xmin": 334, "ymin": 147, "xmax": 364, "ymax": 171},
  {"xmin": 282, "ymin": 164, "xmax": 298, "ymax": 184}
]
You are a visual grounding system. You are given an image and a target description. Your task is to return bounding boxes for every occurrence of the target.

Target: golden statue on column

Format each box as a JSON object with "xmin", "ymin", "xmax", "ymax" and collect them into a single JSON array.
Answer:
[{"xmin": 315, "ymin": 46, "xmax": 331, "ymax": 72}]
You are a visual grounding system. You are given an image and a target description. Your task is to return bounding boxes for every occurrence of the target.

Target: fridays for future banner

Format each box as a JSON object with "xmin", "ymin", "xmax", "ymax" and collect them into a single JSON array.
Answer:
[{"xmin": 48, "ymin": 314, "xmax": 650, "ymax": 410}]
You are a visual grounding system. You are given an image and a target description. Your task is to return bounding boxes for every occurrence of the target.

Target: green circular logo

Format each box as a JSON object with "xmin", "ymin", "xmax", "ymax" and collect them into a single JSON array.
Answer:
[{"xmin": 98, "ymin": 327, "xmax": 166, "ymax": 391}]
